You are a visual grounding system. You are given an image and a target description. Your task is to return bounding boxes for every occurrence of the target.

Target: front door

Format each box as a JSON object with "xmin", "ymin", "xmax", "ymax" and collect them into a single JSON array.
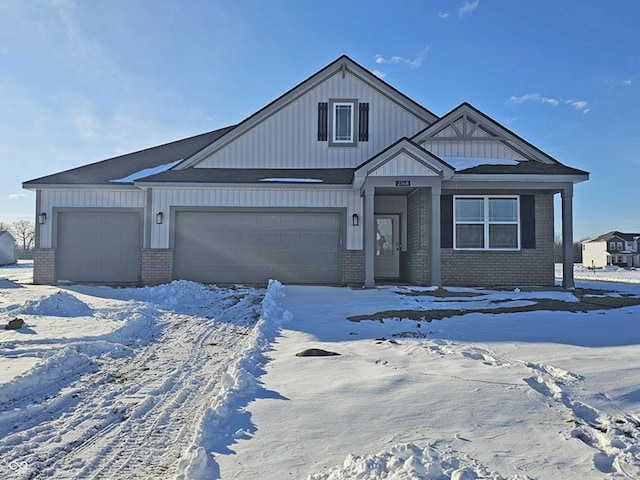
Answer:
[{"xmin": 374, "ymin": 214, "xmax": 400, "ymax": 278}]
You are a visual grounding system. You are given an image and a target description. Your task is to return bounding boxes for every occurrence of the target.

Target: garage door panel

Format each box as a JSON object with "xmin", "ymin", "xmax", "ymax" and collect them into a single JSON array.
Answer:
[
  {"xmin": 174, "ymin": 211, "xmax": 342, "ymax": 284},
  {"xmin": 57, "ymin": 211, "xmax": 141, "ymax": 283}
]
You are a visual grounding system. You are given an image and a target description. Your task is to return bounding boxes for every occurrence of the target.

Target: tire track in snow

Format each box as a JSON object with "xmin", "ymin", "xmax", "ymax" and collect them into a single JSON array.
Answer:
[{"xmin": 0, "ymin": 287, "xmax": 263, "ymax": 480}]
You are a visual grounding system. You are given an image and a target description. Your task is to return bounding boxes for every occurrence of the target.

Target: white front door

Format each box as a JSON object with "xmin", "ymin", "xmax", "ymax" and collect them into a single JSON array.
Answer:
[{"xmin": 374, "ymin": 214, "xmax": 400, "ymax": 278}]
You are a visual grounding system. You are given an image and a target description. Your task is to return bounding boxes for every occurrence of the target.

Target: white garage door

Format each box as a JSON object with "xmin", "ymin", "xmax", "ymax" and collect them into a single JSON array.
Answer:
[
  {"xmin": 173, "ymin": 211, "xmax": 342, "ymax": 284},
  {"xmin": 56, "ymin": 211, "xmax": 141, "ymax": 283}
]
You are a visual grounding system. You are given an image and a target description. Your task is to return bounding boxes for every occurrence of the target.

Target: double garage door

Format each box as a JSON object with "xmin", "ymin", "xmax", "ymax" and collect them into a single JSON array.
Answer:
[
  {"xmin": 56, "ymin": 211, "xmax": 141, "ymax": 283},
  {"xmin": 173, "ymin": 211, "xmax": 342, "ymax": 284}
]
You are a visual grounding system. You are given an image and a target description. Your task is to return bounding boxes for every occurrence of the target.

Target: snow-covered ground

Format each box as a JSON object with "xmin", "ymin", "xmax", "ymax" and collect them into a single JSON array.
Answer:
[
  {"xmin": 1, "ymin": 262, "xmax": 639, "ymax": 479},
  {"xmin": 556, "ymin": 263, "xmax": 640, "ymax": 284}
]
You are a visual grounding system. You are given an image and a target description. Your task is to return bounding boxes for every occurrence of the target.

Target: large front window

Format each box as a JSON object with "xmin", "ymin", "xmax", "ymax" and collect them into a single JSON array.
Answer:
[{"xmin": 454, "ymin": 196, "xmax": 519, "ymax": 250}]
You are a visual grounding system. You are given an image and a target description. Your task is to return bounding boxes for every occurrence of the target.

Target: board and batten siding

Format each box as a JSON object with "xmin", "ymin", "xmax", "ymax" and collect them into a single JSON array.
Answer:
[
  {"xmin": 150, "ymin": 187, "xmax": 362, "ymax": 250},
  {"xmin": 38, "ymin": 189, "xmax": 145, "ymax": 248},
  {"xmin": 419, "ymin": 138, "xmax": 528, "ymax": 160},
  {"xmin": 195, "ymin": 71, "xmax": 430, "ymax": 170}
]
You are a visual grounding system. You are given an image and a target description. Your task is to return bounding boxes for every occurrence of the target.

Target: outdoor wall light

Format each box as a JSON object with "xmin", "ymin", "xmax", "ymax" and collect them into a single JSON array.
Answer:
[
  {"xmin": 38, "ymin": 213, "xmax": 47, "ymax": 225},
  {"xmin": 156, "ymin": 212, "xmax": 164, "ymax": 224},
  {"xmin": 352, "ymin": 213, "xmax": 359, "ymax": 226}
]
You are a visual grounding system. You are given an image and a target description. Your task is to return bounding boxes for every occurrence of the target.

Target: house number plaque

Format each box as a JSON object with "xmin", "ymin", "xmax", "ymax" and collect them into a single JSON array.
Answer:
[{"xmin": 395, "ymin": 180, "xmax": 411, "ymax": 187}]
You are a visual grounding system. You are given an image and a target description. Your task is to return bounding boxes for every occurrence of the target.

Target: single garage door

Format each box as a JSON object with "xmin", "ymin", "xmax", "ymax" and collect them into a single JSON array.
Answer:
[
  {"xmin": 173, "ymin": 211, "xmax": 342, "ymax": 284},
  {"xmin": 56, "ymin": 211, "xmax": 141, "ymax": 283}
]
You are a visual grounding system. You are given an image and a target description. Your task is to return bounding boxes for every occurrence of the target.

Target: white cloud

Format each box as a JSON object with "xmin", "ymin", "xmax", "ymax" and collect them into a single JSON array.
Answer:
[
  {"xmin": 623, "ymin": 79, "xmax": 632, "ymax": 86},
  {"xmin": 372, "ymin": 69, "xmax": 386, "ymax": 80},
  {"xmin": 508, "ymin": 93, "xmax": 589, "ymax": 114},
  {"xmin": 438, "ymin": 12, "xmax": 450, "ymax": 19},
  {"xmin": 374, "ymin": 46, "xmax": 429, "ymax": 69},
  {"xmin": 458, "ymin": 0, "xmax": 480, "ymax": 17},
  {"xmin": 509, "ymin": 93, "xmax": 560, "ymax": 106},
  {"xmin": 567, "ymin": 100, "xmax": 590, "ymax": 114},
  {"xmin": 9, "ymin": 194, "xmax": 26, "ymax": 200}
]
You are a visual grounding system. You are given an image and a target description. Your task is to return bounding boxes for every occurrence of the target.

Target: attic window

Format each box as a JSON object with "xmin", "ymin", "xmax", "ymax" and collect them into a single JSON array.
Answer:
[{"xmin": 318, "ymin": 99, "xmax": 368, "ymax": 147}]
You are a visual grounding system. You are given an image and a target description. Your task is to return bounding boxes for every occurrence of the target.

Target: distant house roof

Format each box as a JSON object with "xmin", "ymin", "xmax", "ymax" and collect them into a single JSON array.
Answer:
[
  {"xmin": 583, "ymin": 231, "xmax": 640, "ymax": 243},
  {"xmin": 23, "ymin": 126, "xmax": 235, "ymax": 188}
]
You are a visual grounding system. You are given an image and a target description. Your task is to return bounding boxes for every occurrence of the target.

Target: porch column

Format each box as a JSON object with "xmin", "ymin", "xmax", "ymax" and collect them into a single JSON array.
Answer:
[
  {"xmin": 364, "ymin": 187, "xmax": 375, "ymax": 288},
  {"xmin": 561, "ymin": 185, "xmax": 575, "ymax": 289},
  {"xmin": 430, "ymin": 187, "xmax": 442, "ymax": 286}
]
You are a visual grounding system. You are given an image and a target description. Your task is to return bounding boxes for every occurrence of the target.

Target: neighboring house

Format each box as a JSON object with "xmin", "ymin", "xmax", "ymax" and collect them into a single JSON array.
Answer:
[
  {"xmin": 0, "ymin": 231, "xmax": 16, "ymax": 266},
  {"xmin": 582, "ymin": 231, "xmax": 640, "ymax": 268},
  {"xmin": 23, "ymin": 56, "xmax": 588, "ymax": 288}
]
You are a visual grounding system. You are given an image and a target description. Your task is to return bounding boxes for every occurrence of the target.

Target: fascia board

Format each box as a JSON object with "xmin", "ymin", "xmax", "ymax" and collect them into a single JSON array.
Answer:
[{"xmin": 452, "ymin": 173, "xmax": 589, "ymax": 184}]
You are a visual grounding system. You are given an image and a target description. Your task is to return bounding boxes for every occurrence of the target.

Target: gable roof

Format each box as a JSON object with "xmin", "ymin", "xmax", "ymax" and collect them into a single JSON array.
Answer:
[
  {"xmin": 584, "ymin": 231, "xmax": 640, "ymax": 243},
  {"xmin": 355, "ymin": 138, "xmax": 455, "ymax": 178},
  {"xmin": 175, "ymin": 55, "xmax": 440, "ymax": 170},
  {"xmin": 23, "ymin": 126, "xmax": 234, "ymax": 188},
  {"xmin": 414, "ymin": 102, "xmax": 557, "ymax": 164}
]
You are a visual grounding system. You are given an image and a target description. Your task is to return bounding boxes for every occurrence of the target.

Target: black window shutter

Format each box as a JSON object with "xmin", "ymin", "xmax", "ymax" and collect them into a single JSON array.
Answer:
[
  {"xmin": 440, "ymin": 195, "xmax": 453, "ymax": 248},
  {"xmin": 358, "ymin": 102, "xmax": 369, "ymax": 141},
  {"xmin": 317, "ymin": 102, "xmax": 328, "ymax": 141},
  {"xmin": 520, "ymin": 195, "xmax": 536, "ymax": 249}
]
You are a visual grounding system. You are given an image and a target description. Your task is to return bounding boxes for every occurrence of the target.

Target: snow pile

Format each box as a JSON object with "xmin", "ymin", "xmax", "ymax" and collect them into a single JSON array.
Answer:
[
  {"xmin": 306, "ymin": 443, "xmax": 505, "ymax": 480},
  {"xmin": 0, "ymin": 292, "xmax": 159, "ymax": 406},
  {"xmin": 176, "ymin": 279, "xmax": 292, "ymax": 480},
  {"xmin": 14, "ymin": 290, "xmax": 93, "ymax": 317}
]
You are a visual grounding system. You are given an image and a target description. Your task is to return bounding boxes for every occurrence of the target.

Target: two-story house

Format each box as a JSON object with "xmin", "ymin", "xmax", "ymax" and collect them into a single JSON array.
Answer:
[
  {"xmin": 582, "ymin": 231, "xmax": 640, "ymax": 268},
  {"xmin": 23, "ymin": 56, "xmax": 588, "ymax": 288}
]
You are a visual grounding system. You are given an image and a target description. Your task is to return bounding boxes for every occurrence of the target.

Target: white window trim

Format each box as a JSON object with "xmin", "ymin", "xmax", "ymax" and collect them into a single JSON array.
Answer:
[
  {"xmin": 329, "ymin": 99, "xmax": 357, "ymax": 147},
  {"xmin": 453, "ymin": 195, "xmax": 520, "ymax": 251}
]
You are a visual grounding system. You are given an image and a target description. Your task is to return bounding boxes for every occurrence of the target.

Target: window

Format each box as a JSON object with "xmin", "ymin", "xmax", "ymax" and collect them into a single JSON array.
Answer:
[
  {"xmin": 609, "ymin": 241, "xmax": 617, "ymax": 251},
  {"xmin": 333, "ymin": 102, "xmax": 353, "ymax": 142},
  {"xmin": 617, "ymin": 242, "xmax": 624, "ymax": 250},
  {"xmin": 318, "ymin": 99, "xmax": 368, "ymax": 147},
  {"xmin": 454, "ymin": 196, "xmax": 519, "ymax": 250}
]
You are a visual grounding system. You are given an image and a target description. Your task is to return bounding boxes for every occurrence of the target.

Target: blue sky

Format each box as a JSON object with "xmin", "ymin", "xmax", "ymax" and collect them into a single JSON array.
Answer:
[{"xmin": 1, "ymin": 0, "xmax": 638, "ymax": 240}]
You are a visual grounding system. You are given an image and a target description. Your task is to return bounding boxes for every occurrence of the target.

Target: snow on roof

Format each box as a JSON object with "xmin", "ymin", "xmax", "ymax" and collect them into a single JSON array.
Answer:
[
  {"xmin": 260, "ymin": 178, "xmax": 323, "ymax": 183},
  {"xmin": 440, "ymin": 156, "xmax": 520, "ymax": 170},
  {"xmin": 110, "ymin": 159, "xmax": 183, "ymax": 183}
]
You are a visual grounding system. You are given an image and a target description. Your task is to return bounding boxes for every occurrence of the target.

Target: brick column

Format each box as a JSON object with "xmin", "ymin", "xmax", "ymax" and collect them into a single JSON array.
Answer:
[
  {"xmin": 141, "ymin": 249, "xmax": 173, "ymax": 286},
  {"xmin": 33, "ymin": 248, "xmax": 55, "ymax": 285},
  {"xmin": 342, "ymin": 250, "xmax": 365, "ymax": 285}
]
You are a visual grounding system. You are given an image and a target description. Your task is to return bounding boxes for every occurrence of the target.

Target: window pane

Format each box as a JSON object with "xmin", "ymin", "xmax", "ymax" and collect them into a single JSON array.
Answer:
[
  {"xmin": 456, "ymin": 224, "xmax": 484, "ymax": 248},
  {"xmin": 375, "ymin": 218, "xmax": 394, "ymax": 256},
  {"xmin": 489, "ymin": 224, "xmax": 518, "ymax": 248},
  {"xmin": 489, "ymin": 198, "xmax": 518, "ymax": 222},
  {"xmin": 455, "ymin": 198, "xmax": 484, "ymax": 222},
  {"xmin": 334, "ymin": 104, "xmax": 352, "ymax": 141}
]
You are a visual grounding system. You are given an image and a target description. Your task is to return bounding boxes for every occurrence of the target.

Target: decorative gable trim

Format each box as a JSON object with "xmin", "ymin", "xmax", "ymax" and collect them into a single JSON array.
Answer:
[
  {"xmin": 355, "ymin": 138, "xmax": 455, "ymax": 180},
  {"xmin": 176, "ymin": 56, "xmax": 439, "ymax": 170},
  {"xmin": 413, "ymin": 103, "xmax": 558, "ymax": 164}
]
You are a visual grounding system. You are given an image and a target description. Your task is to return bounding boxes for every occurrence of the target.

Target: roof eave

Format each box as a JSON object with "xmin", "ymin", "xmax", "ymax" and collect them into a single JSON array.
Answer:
[
  {"xmin": 22, "ymin": 182, "xmax": 141, "ymax": 191},
  {"xmin": 450, "ymin": 173, "xmax": 590, "ymax": 184}
]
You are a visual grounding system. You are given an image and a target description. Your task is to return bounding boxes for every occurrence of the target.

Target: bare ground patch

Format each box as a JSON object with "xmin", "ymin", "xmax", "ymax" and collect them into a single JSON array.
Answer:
[{"xmin": 348, "ymin": 288, "xmax": 640, "ymax": 323}]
